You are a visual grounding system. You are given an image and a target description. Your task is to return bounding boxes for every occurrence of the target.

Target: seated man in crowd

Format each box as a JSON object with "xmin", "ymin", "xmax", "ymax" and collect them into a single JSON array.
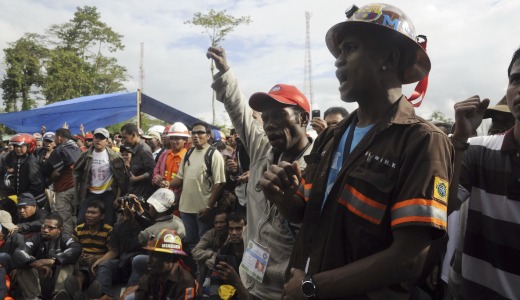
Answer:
[
  {"xmin": 16, "ymin": 193, "xmax": 49, "ymax": 238},
  {"xmin": 13, "ymin": 214, "xmax": 81, "ymax": 300},
  {"xmin": 208, "ymin": 213, "xmax": 246, "ymax": 299},
  {"xmin": 125, "ymin": 188, "xmax": 186, "ymax": 287},
  {"xmin": 134, "ymin": 229, "xmax": 199, "ymax": 300},
  {"xmin": 192, "ymin": 211, "xmax": 228, "ymax": 285},
  {"xmin": 89, "ymin": 206, "xmax": 142, "ymax": 300},
  {"xmin": 72, "ymin": 201, "xmax": 113, "ymax": 292},
  {"xmin": 0, "ymin": 210, "xmax": 24, "ymax": 299}
]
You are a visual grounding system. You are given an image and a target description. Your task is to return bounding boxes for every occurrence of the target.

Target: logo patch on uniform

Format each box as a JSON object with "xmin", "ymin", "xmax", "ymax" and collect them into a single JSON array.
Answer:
[{"xmin": 433, "ymin": 176, "xmax": 448, "ymax": 204}]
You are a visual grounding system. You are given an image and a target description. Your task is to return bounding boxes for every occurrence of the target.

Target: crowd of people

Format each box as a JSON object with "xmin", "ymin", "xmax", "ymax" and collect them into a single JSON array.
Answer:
[{"xmin": 0, "ymin": 2, "xmax": 519, "ymax": 300}]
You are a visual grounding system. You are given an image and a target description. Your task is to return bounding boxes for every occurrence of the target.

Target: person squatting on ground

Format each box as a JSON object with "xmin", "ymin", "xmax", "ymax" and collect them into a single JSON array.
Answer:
[
  {"xmin": 132, "ymin": 228, "xmax": 200, "ymax": 300},
  {"xmin": 13, "ymin": 214, "xmax": 81, "ymax": 299}
]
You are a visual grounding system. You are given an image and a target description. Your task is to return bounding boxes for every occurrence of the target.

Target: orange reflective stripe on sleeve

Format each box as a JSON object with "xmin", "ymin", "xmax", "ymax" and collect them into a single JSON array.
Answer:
[
  {"xmin": 185, "ymin": 287, "xmax": 195, "ymax": 300},
  {"xmin": 297, "ymin": 179, "xmax": 312, "ymax": 202},
  {"xmin": 391, "ymin": 198, "xmax": 447, "ymax": 229},
  {"xmin": 338, "ymin": 185, "xmax": 387, "ymax": 224}
]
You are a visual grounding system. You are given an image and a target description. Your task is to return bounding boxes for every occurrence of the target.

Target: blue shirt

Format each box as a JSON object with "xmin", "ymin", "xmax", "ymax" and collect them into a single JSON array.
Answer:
[{"xmin": 323, "ymin": 124, "xmax": 375, "ymax": 210}]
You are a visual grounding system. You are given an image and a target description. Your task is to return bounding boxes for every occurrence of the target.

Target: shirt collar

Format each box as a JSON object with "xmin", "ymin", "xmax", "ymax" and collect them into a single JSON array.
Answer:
[{"xmin": 501, "ymin": 127, "xmax": 517, "ymax": 152}]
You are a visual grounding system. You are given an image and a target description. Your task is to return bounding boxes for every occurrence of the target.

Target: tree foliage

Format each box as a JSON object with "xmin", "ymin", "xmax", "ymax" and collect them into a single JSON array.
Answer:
[
  {"xmin": 0, "ymin": 5, "xmax": 128, "ymax": 110},
  {"xmin": 185, "ymin": 9, "xmax": 251, "ymax": 124},
  {"xmin": 428, "ymin": 110, "xmax": 453, "ymax": 124},
  {"xmin": 1, "ymin": 34, "xmax": 47, "ymax": 112},
  {"xmin": 185, "ymin": 9, "xmax": 252, "ymax": 47}
]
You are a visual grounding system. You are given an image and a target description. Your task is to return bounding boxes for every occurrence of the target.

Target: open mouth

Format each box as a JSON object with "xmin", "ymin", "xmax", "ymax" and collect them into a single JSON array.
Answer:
[{"xmin": 336, "ymin": 69, "xmax": 347, "ymax": 84}]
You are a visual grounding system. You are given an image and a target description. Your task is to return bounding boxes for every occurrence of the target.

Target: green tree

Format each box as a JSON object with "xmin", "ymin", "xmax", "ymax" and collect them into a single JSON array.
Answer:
[
  {"xmin": 185, "ymin": 9, "xmax": 251, "ymax": 124},
  {"xmin": 1, "ymin": 34, "xmax": 47, "ymax": 112},
  {"xmin": 428, "ymin": 110, "xmax": 453, "ymax": 124},
  {"xmin": 43, "ymin": 6, "xmax": 127, "ymax": 103}
]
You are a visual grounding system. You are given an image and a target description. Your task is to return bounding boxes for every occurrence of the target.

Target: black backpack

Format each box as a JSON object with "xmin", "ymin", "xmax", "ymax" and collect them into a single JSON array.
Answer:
[{"xmin": 182, "ymin": 146, "xmax": 217, "ymax": 187}]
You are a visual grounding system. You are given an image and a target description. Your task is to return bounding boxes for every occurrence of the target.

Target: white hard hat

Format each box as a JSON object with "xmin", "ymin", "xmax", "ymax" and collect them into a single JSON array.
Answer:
[
  {"xmin": 148, "ymin": 125, "xmax": 165, "ymax": 135},
  {"xmin": 167, "ymin": 122, "xmax": 190, "ymax": 138}
]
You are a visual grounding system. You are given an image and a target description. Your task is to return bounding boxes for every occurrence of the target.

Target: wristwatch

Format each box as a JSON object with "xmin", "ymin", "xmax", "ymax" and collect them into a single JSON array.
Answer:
[{"xmin": 301, "ymin": 273, "xmax": 317, "ymax": 299}]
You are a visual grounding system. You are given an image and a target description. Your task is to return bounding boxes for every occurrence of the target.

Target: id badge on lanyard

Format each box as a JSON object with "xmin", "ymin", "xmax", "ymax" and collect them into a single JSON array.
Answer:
[{"xmin": 239, "ymin": 239, "xmax": 270, "ymax": 283}]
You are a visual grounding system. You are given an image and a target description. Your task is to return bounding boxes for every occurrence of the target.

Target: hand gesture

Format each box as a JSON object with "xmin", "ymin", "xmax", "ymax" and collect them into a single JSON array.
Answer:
[
  {"xmin": 216, "ymin": 261, "xmax": 241, "ymax": 285},
  {"xmin": 310, "ymin": 117, "xmax": 327, "ymax": 134},
  {"xmin": 91, "ymin": 258, "xmax": 102, "ymax": 275},
  {"xmin": 283, "ymin": 268, "xmax": 307, "ymax": 300},
  {"xmin": 79, "ymin": 123, "xmax": 85, "ymax": 132},
  {"xmin": 237, "ymin": 171, "xmax": 250, "ymax": 183},
  {"xmin": 259, "ymin": 161, "xmax": 302, "ymax": 205},
  {"xmin": 62, "ymin": 122, "xmax": 69, "ymax": 129},
  {"xmin": 206, "ymin": 47, "xmax": 230, "ymax": 73},
  {"xmin": 226, "ymin": 158, "xmax": 239, "ymax": 175},
  {"xmin": 197, "ymin": 206, "xmax": 211, "ymax": 221},
  {"xmin": 453, "ymin": 95, "xmax": 490, "ymax": 141}
]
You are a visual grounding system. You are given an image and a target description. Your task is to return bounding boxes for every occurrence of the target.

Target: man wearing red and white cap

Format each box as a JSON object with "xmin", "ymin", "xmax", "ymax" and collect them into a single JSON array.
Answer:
[
  {"xmin": 207, "ymin": 47, "xmax": 312, "ymax": 299},
  {"xmin": 261, "ymin": 3, "xmax": 452, "ymax": 299}
]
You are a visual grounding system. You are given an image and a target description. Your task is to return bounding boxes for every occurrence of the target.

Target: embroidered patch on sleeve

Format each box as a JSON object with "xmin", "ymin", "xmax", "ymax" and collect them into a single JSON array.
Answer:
[{"xmin": 433, "ymin": 176, "xmax": 449, "ymax": 204}]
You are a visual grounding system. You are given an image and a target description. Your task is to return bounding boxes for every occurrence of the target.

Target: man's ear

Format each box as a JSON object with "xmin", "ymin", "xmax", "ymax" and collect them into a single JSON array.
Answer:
[
  {"xmin": 383, "ymin": 48, "xmax": 401, "ymax": 70},
  {"xmin": 300, "ymin": 111, "xmax": 310, "ymax": 127}
]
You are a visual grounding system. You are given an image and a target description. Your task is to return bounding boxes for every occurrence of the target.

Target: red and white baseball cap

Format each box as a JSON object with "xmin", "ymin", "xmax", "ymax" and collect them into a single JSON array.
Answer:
[{"xmin": 249, "ymin": 84, "xmax": 310, "ymax": 113}]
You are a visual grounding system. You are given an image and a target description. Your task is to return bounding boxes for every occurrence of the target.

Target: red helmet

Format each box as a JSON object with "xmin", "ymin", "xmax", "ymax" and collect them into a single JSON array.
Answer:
[
  {"xmin": 143, "ymin": 229, "xmax": 187, "ymax": 256},
  {"xmin": 325, "ymin": 3, "xmax": 430, "ymax": 84},
  {"xmin": 9, "ymin": 133, "xmax": 37, "ymax": 153}
]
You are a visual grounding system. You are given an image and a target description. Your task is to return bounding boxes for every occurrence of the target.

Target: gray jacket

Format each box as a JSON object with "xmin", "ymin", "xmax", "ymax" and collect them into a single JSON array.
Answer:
[{"xmin": 212, "ymin": 70, "xmax": 311, "ymax": 299}]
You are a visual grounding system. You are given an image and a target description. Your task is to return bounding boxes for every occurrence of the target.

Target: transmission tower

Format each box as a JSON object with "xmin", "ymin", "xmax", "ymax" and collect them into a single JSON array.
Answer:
[
  {"xmin": 139, "ymin": 42, "xmax": 145, "ymax": 92},
  {"xmin": 304, "ymin": 11, "xmax": 314, "ymax": 107}
]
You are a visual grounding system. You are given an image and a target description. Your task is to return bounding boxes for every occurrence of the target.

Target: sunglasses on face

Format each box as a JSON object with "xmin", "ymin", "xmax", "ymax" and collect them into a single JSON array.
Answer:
[{"xmin": 191, "ymin": 131, "xmax": 208, "ymax": 136}]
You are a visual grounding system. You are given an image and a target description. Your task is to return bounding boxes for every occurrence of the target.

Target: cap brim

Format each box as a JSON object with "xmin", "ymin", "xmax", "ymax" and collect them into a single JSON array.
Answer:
[
  {"xmin": 167, "ymin": 133, "xmax": 190, "ymax": 138},
  {"xmin": 143, "ymin": 246, "xmax": 187, "ymax": 256},
  {"xmin": 1, "ymin": 222, "xmax": 17, "ymax": 230},
  {"xmin": 249, "ymin": 93, "xmax": 296, "ymax": 112},
  {"xmin": 325, "ymin": 21, "xmax": 431, "ymax": 84},
  {"xmin": 484, "ymin": 105, "xmax": 511, "ymax": 119},
  {"xmin": 147, "ymin": 198, "xmax": 168, "ymax": 213}
]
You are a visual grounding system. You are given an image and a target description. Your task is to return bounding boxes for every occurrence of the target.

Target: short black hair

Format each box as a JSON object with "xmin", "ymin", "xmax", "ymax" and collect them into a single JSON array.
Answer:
[
  {"xmin": 324, "ymin": 107, "xmax": 349, "ymax": 119},
  {"xmin": 227, "ymin": 212, "xmax": 246, "ymax": 225},
  {"xmin": 191, "ymin": 121, "xmax": 211, "ymax": 133},
  {"xmin": 55, "ymin": 128, "xmax": 72, "ymax": 140},
  {"xmin": 508, "ymin": 47, "xmax": 520, "ymax": 77},
  {"xmin": 214, "ymin": 210, "xmax": 228, "ymax": 220},
  {"xmin": 121, "ymin": 123, "xmax": 139, "ymax": 135},
  {"xmin": 45, "ymin": 214, "xmax": 64, "ymax": 228},
  {"xmin": 87, "ymin": 200, "xmax": 105, "ymax": 214}
]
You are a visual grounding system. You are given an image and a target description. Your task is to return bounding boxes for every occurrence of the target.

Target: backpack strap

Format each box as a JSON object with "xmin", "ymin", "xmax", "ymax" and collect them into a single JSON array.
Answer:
[
  {"xmin": 182, "ymin": 147, "xmax": 195, "ymax": 170},
  {"xmin": 204, "ymin": 146, "xmax": 216, "ymax": 179}
]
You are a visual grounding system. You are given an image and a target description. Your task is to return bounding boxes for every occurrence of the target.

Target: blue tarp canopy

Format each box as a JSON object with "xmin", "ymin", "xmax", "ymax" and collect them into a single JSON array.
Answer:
[{"xmin": 0, "ymin": 92, "xmax": 211, "ymax": 134}]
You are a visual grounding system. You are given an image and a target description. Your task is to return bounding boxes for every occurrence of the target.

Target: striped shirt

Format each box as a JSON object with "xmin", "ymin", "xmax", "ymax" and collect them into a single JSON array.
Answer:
[
  {"xmin": 451, "ymin": 128, "xmax": 520, "ymax": 299},
  {"xmin": 73, "ymin": 223, "xmax": 113, "ymax": 255}
]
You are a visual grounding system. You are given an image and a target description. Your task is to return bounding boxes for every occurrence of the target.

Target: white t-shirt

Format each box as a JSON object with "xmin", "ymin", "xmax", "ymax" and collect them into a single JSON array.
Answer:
[{"xmin": 89, "ymin": 149, "xmax": 114, "ymax": 194}]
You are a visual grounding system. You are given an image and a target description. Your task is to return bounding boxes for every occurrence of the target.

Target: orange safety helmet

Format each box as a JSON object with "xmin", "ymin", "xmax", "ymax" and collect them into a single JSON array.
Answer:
[
  {"xmin": 325, "ymin": 3, "xmax": 430, "ymax": 84},
  {"xmin": 9, "ymin": 133, "xmax": 37, "ymax": 153},
  {"xmin": 143, "ymin": 228, "xmax": 187, "ymax": 256}
]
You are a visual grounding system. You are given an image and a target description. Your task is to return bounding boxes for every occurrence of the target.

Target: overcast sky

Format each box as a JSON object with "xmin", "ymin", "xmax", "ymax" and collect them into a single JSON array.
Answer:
[{"xmin": 1, "ymin": 0, "xmax": 519, "ymax": 126}]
